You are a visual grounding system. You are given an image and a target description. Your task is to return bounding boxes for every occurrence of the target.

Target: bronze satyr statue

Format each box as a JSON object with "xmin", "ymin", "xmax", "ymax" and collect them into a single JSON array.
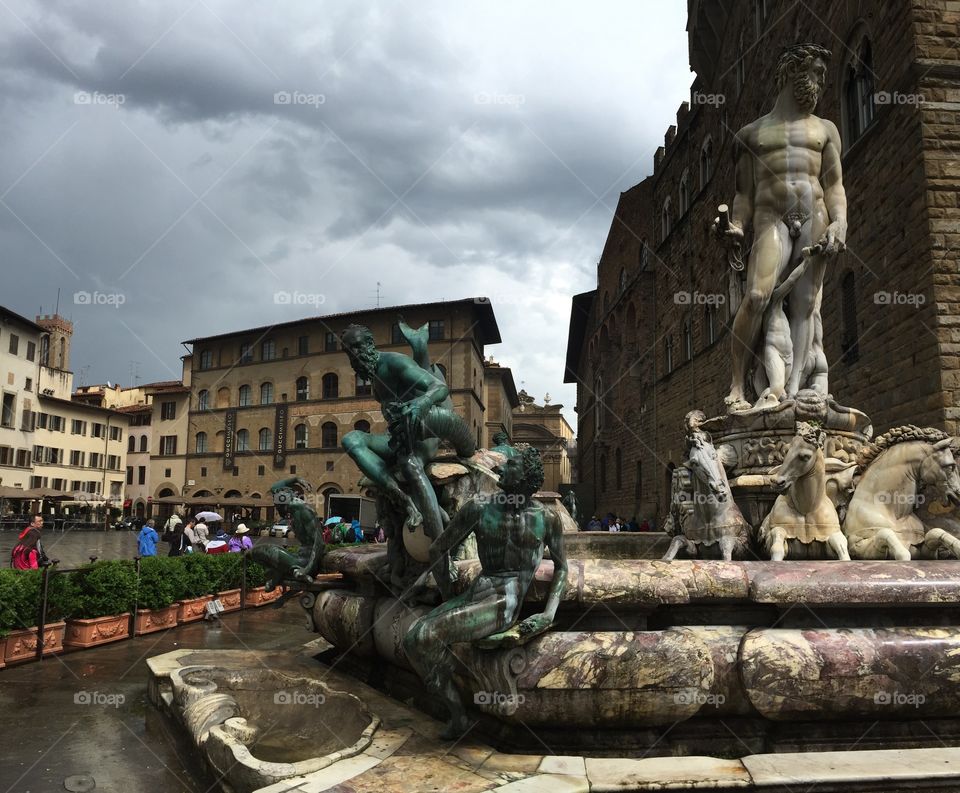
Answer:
[
  {"xmin": 403, "ymin": 446, "xmax": 568, "ymax": 739},
  {"xmin": 715, "ymin": 43, "xmax": 847, "ymax": 412},
  {"xmin": 248, "ymin": 476, "xmax": 325, "ymax": 589},
  {"xmin": 341, "ymin": 321, "xmax": 476, "ymax": 584}
]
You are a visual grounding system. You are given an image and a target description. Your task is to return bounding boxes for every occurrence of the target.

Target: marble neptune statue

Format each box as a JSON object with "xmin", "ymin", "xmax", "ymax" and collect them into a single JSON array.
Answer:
[{"xmin": 715, "ymin": 43, "xmax": 848, "ymax": 412}]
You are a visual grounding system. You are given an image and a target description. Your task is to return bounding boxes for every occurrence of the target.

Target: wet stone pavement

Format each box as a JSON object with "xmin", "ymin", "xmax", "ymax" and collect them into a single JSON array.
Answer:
[{"xmin": 0, "ymin": 604, "xmax": 309, "ymax": 793}]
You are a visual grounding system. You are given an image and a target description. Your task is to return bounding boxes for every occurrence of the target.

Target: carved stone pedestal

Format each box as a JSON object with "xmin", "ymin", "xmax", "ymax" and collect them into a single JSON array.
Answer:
[{"xmin": 701, "ymin": 392, "xmax": 873, "ymax": 527}]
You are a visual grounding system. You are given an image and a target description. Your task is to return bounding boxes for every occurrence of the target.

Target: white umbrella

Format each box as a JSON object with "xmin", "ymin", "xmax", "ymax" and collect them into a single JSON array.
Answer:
[{"xmin": 196, "ymin": 511, "xmax": 223, "ymax": 522}]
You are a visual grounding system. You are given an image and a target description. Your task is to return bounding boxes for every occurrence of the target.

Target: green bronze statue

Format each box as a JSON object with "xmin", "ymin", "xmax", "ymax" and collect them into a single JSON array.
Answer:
[
  {"xmin": 403, "ymin": 446, "xmax": 568, "ymax": 738},
  {"xmin": 341, "ymin": 321, "xmax": 476, "ymax": 585},
  {"xmin": 490, "ymin": 430, "xmax": 519, "ymax": 459},
  {"xmin": 248, "ymin": 477, "xmax": 325, "ymax": 590}
]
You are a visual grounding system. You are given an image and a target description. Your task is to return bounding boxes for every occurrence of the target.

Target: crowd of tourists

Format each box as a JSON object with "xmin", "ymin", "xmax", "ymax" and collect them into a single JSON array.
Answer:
[{"xmin": 582, "ymin": 513, "xmax": 656, "ymax": 532}]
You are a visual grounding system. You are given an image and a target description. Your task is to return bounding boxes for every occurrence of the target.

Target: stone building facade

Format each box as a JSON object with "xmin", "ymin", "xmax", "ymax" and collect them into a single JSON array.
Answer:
[
  {"xmin": 181, "ymin": 299, "xmax": 505, "ymax": 519},
  {"xmin": 566, "ymin": 0, "xmax": 960, "ymax": 522},
  {"xmin": 482, "ymin": 358, "xmax": 519, "ymax": 447},
  {"xmin": 510, "ymin": 392, "xmax": 575, "ymax": 494}
]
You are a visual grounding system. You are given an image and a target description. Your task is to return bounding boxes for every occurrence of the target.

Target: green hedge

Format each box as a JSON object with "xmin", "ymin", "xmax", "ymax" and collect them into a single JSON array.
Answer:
[{"xmin": 0, "ymin": 555, "xmax": 271, "ymax": 631}]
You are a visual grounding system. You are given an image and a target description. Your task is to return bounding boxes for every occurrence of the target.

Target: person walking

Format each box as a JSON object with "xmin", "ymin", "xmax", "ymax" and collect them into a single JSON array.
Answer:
[
  {"xmin": 167, "ymin": 522, "xmax": 189, "ymax": 556},
  {"xmin": 228, "ymin": 524, "xmax": 253, "ymax": 553},
  {"xmin": 182, "ymin": 519, "xmax": 198, "ymax": 552},
  {"xmin": 138, "ymin": 519, "xmax": 160, "ymax": 557},
  {"xmin": 194, "ymin": 520, "xmax": 210, "ymax": 551}
]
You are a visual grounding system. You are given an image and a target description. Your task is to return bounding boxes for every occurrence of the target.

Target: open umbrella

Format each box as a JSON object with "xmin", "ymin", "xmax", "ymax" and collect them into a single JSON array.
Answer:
[
  {"xmin": 196, "ymin": 511, "xmax": 223, "ymax": 522},
  {"xmin": 324, "ymin": 516, "xmax": 343, "ymax": 526}
]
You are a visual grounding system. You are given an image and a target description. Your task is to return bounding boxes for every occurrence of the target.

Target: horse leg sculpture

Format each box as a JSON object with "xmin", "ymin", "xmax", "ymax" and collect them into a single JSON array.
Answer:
[
  {"xmin": 766, "ymin": 526, "xmax": 789, "ymax": 561},
  {"xmin": 849, "ymin": 527, "xmax": 912, "ymax": 560},
  {"xmin": 825, "ymin": 531, "xmax": 851, "ymax": 561},
  {"xmin": 922, "ymin": 528, "xmax": 960, "ymax": 560},
  {"xmin": 718, "ymin": 534, "xmax": 737, "ymax": 562}
]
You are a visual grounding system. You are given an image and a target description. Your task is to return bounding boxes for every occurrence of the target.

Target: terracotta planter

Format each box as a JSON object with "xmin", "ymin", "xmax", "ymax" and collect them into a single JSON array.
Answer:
[
  {"xmin": 244, "ymin": 586, "xmax": 283, "ymax": 607},
  {"xmin": 135, "ymin": 604, "xmax": 180, "ymax": 635},
  {"xmin": 216, "ymin": 589, "xmax": 242, "ymax": 613},
  {"xmin": 4, "ymin": 622, "xmax": 65, "ymax": 663},
  {"xmin": 177, "ymin": 595, "xmax": 213, "ymax": 623},
  {"xmin": 65, "ymin": 614, "xmax": 131, "ymax": 649},
  {"xmin": 0, "ymin": 636, "xmax": 5, "ymax": 669}
]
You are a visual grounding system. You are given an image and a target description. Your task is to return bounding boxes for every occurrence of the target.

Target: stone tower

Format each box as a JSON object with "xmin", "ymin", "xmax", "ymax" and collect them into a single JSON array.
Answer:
[{"xmin": 36, "ymin": 313, "xmax": 73, "ymax": 371}]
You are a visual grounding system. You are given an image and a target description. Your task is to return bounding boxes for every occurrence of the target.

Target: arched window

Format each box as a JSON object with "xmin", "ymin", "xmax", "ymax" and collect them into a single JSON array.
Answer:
[
  {"xmin": 236, "ymin": 429, "xmax": 250, "ymax": 452},
  {"xmin": 128, "ymin": 436, "xmax": 136, "ymax": 453},
  {"xmin": 258, "ymin": 427, "xmax": 273, "ymax": 451},
  {"xmin": 238, "ymin": 385, "xmax": 252, "ymax": 407},
  {"xmin": 139, "ymin": 435, "xmax": 148, "ymax": 453},
  {"xmin": 618, "ymin": 268, "xmax": 627, "ymax": 292},
  {"xmin": 615, "ymin": 448, "xmax": 622, "ymax": 490},
  {"xmin": 841, "ymin": 271, "xmax": 860, "ymax": 363},
  {"xmin": 678, "ymin": 170, "xmax": 691, "ymax": 215},
  {"xmin": 322, "ymin": 373, "xmax": 339, "ymax": 400},
  {"xmin": 843, "ymin": 34, "xmax": 875, "ymax": 145},
  {"xmin": 705, "ymin": 305, "xmax": 717, "ymax": 345},
  {"xmin": 683, "ymin": 320, "xmax": 693, "ymax": 361},
  {"xmin": 294, "ymin": 423, "xmax": 308, "ymax": 449},
  {"xmin": 660, "ymin": 197, "xmax": 673, "ymax": 243},
  {"xmin": 197, "ymin": 390, "xmax": 209, "ymax": 411},
  {"xmin": 296, "ymin": 376, "xmax": 309, "ymax": 401},
  {"xmin": 354, "ymin": 419, "xmax": 371, "ymax": 433},
  {"xmin": 639, "ymin": 240, "xmax": 649, "ymax": 270},
  {"xmin": 699, "ymin": 137, "xmax": 713, "ymax": 189},
  {"xmin": 355, "ymin": 373, "xmax": 372, "ymax": 396},
  {"xmin": 321, "ymin": 421, "xmax": 338, "ymax": 449},
  {"xmin": 195, "ymin": 432, "xmax": 207, "ymax": 453},
  {"xmin": 599, "ymin": 454, "xmax": 607, "ymax": 493},
  {"xmin": 665, "ymin": 335, "xmax": 674, "ymax": 374},
  {"xmin": 260, "ymin": 382, "xmax": 274, "ymax": 405},
  {"xmin": 216, "ymin": 387, "xmax": 230, "ymax": 409}
]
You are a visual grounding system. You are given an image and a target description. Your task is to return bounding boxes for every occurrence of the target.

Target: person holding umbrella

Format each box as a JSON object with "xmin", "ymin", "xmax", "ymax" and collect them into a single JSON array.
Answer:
[{"xmin": 194, "ymin": 511, "xmax": 221, "ymax": 551}]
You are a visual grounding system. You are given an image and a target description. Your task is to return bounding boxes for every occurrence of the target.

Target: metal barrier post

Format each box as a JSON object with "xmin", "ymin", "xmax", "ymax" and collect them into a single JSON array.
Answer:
[
  {"xmin": 240, "ymin": 553, "xmax": 247, "ymax": 611},
  {"xmin": 35, "ymin": 564, "xmax": 51, "ymax": 660}
]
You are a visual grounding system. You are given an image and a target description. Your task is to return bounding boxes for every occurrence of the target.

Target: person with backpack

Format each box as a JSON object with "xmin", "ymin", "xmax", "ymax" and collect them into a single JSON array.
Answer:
[{"xmin": 11, "ymin": 514, "xmax": 50, "ymax": 569}]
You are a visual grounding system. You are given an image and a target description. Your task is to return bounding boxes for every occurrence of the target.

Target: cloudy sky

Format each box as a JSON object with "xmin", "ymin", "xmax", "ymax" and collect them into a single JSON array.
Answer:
[{"xmin": 0, "ymin": 0, "xmax": 691, "ymax": 428}]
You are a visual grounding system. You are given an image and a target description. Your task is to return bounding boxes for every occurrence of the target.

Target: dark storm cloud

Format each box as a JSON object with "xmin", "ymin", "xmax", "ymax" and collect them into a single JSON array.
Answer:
[{"xmin": 0, "ymin": 0, "xmax": 690, "ymax": 424}]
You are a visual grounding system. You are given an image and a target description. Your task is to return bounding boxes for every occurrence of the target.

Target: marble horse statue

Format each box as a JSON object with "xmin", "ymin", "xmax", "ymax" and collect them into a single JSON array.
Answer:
[
  {"xmin": 844, "ymin": 425, "xmax": 960, "ymax": 559},
  {"xmin": 663, "ymin": 411, "xmax": 751, "ymax": 561},
  {"xmin": 759, "ymin": 421, "xmax": 850, "ymax": 560}
]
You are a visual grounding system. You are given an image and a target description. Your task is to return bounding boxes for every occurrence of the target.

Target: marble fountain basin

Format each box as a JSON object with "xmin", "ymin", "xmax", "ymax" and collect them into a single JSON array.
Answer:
[
  {"xmin": 311, "ymin": 545, "xmax": 960, "ymax": 755},
  {"xmin": 151, "ymin": 659, "xmax": 379, "ymax": 793}
]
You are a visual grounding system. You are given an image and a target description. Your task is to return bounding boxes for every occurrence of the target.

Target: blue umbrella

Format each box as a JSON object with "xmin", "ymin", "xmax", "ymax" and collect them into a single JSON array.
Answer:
[{"xmin": 324, "ymin": 516, "xmax": 343, "ymax": 525}]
